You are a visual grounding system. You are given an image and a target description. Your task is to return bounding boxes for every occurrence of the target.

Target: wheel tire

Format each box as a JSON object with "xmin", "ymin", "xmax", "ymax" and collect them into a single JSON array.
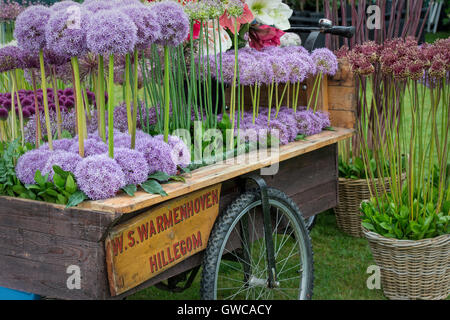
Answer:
[
  {"xmin": 304, "ymin": 215, "xmax": 317, "ymax": 231},
  {"xmin": 200, "ymin": 188, "xmax": 314, "ymax": 300}
]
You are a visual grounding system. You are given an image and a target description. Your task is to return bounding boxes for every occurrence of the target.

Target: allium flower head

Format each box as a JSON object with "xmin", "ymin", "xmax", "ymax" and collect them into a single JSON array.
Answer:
[
  {"xmin": 39, "ymin": 138, "xmax": 74, "ymax": 152},
  {"xmin": 14, "ymin": 5, "xmax": 52, "ymax": 53},
  {"xmin": 154, "ymin": 134, "xmax": 191, "ymax": 168},
  {"xmin": 136, "ymin": 136, "xmax": 178, "ymax": 176},
  {"xmin": 82, "ymin": 0, "xmax": 114, "ymax": 13},
  {"xmin": 41, "ymin": 150, "xmax": 82, "ymax": 182},
  {"xmin": 75, "ymin": 154, "xmax": 126, "ymax": 200},
  {"xmin": 311, "ymin": 48, "xmax": 338, "ymax": 75},
  {"xmin": 152, "ymin": 2, "xmax": 189, "ymax": 47},
  {"xmin": 51, "ymin": 1, "xmax": 81, "ymax": 12},
  {"xmin": 45, "ymin": 8, "xmax": 93, "ymax": 57},
  {"xmin": 0, "ymin": 108, "xmax": 8, "ymax": 121},
  {"xmin": 121, "ymin": 5, "xmax": 161, "ymax": 49},
  {"xmin": 16, "ymin": 149, "xmax": 52, "ymax": 185},
  {"xmin": 69, "ymin": 138, "xmax": 108, "ymax": 157},
  {"xmin": 114, "ymin": 147, "xmax": 149, "ymax": 185},
  {"xmin": 86, "ymin": 9, "xmax": 137, "ymax": 55},
  {"xmin": 0, "ymin": 46, "xmax": 21, "ymax": 72}
]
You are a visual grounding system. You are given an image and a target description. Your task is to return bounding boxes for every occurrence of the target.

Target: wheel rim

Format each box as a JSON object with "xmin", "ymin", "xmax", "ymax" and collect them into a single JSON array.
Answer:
[{"xmin": 213, "ymin": 199, "xmax": 310, "ymax": 300}]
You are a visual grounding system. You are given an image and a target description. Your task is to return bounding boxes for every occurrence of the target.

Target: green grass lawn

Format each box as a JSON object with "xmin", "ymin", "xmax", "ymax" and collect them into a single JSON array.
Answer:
[{"xmin": 127, "ymin": 210, "xmax": 386, "ymax": 300}]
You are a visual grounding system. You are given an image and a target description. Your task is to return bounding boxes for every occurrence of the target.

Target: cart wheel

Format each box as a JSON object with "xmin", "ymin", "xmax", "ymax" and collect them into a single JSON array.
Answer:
[{"xmin": 201, "ymin": 188, "xmax": 314, "ymax": 300}]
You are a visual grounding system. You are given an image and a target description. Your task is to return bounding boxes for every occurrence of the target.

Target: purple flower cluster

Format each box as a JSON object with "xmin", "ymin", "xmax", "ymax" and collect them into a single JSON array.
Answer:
[
  {"xmin": 151, "ymin": 1, "xmax": 190, "ymax": 47},
  {"xmin": 0, "ymin": 0, "xmax": 25, "ymax": 22},
  {"xmin": 0, "ymin": 87, "xmax": 95, "ymax": 122},
  {"xmin": 14, "ymin": 5, "xmax": 52, "ymax": 53},
  {"xmin": 16, "ymin": 129, "xmax": 191, "ymax": 200},
  {"xmin": 346, "ymin": 37, "xmax": 450, "ymax": 81},
  {"xmin": 205, "ymin": 45, "xmax": 334, "ymax": 86},
  {"xmin": 0, "ymin": 46, "xmax": 22, "ymax": 73},
  {"xmin": 222, "ymin": 106, "xmax": 331, "ymax": 146},
  {"xmin": 74, "ymin": 154, "xmax": 126, "ymax": 200},
  {"xmin": 41, "ymin": 150, "xmax": 82, "ymax": 182}
]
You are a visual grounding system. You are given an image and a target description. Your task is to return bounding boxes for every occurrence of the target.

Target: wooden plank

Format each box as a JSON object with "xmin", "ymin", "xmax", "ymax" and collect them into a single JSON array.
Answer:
[
  {"xmin": 105, "ymin": 184, "xmax": 222, "ymax": 296},
  {"xmin": 0, "ymin": 252, "xmax": 109, "ymax": 300},
  {"xmin": 0, "ymin": 196, "xmax": 118, "ymax": 242},
  {"xmin": 79, "ymin": 128, "xmax": 353, "ymax": 214}
]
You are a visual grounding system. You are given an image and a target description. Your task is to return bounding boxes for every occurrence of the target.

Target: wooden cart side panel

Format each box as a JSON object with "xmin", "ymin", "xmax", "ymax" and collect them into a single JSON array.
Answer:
[{"xmin": 0, "ymin": 198, "xmax": 117, "ymax": 299}]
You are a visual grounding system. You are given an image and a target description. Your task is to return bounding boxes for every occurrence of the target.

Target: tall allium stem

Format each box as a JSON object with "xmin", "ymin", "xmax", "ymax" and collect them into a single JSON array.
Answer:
[
  {"xmin": 9, "ymin": 72, "xmax": 17, "ymax": 141},
  {"xmin": 125, "ymin": 53, "xmax": 132, "ymax": 134},
  {"xmin": 98, "ymin": 55, "xmax": 106, "ymax": 142},
  {"xmin": 51, "ymin": 66, "xmax": 62, "ymax": 140},
  {"xmin": 11, "ymin": 71, "xmax": 24, "ymax": 146},
  {"xmin": 71, "ymin": 56, "xmax": 85, "ymax": 158},
  {"xmin": 163, "ymin": 46, "xmax": 170, "ymax": 143},
  {"xmin": 31, "ymin": 70, "xmax": 41, "ymax": 148},
  {"xmin": 229, "ymin": 19, "xmax": 239, "ymax": 138},
  {"xmin": 131, "ymin": 49, "xmax": 139, "ymax": 149},
  {"xmin": 39, "ymin": 49, "xmax": 52, "ymax": 150},
  {"xmin": 108, "ymin": 54, "xmax": 115, "ymax": 158}
]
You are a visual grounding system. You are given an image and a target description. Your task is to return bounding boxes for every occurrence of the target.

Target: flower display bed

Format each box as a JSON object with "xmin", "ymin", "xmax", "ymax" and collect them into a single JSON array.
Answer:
[{"xmin": 0, "ymin": 127, "xmax": 353, "ymax": 299}]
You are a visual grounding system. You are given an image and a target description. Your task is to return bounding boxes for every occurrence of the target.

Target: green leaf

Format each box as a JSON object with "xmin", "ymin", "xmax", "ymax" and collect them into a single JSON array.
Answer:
[
  {"xmin": 53, "ymin": 165, "xmax": 73, "ymax": 180},
  {"xmin": 53, "ymin": 173, "xmax": 66, "ymax": 189},
  {"xmin": 66, "ymin": 191, "xmax": 88, "ymax": 208},
  {"xmin": 61, "ymin": 130, "xmax": 73, "ymax": 139},
  {"xmin": 141, "ymin": 180, "xmax": 168, "ymax": 197},
  {"xmin": 362, "ymin": 222, "xmax": 375, "ymax": 231},
  {"xmin": 324, "ymin": 126, "xmax": 335, "ymax": 131},
  {"xmin": 122, "ymin": 184, "xmax": 137, "ymax": 197},
  {"xmin": 170, "ymin": 175, "xmax": 186, "ymax": 183},
  {"xmin": 25, "ymin": 184, "xmax": 41, "ymax": 191},
  {"xmin": 65, "ymin": 175, "xmax": 77, "ymax": 194},
  {"xmin": 295, "ymin": 134, "xmax": 307, "ymax": 141},
  {"xmin": 148, "ymin": 171, "xmax": 170, "ymax": 182},
  {"xmin": 56, "ymin": 194, "xmax": 68, "ymax": 205},
  {"xmin": 12, "ymin": 185, "xmax": 27, "ymax": 194},
  {"xmin": 34, "ymin": 170, "xmax": 47, "ymax": 187}
]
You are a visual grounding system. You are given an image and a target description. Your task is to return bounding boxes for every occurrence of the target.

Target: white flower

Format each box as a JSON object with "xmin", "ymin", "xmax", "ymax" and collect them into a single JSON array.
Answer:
[
  {"xmin": 246, "ymin": 0, "xmax": 280, "ymax": 26},
  {"xmin": 269, "ymin": 2, "xmax": 293, "ymax": 30},
  {"xmin": 200, "ymin": 21, "xmax": 232, "ymax": 55},
  {"xmin": 280, "ymin": 32, "xmax": 302, "ymax": 47}
]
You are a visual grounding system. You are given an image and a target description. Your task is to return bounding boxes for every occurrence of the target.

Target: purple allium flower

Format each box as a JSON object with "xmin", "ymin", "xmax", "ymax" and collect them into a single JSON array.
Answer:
[
  {"xmin": 82, "ymin": 0, "xmax": 113, "ymax": 13},
  {"xmin": 16, "ymin": 149, "xmax": 52, "ymax": 185},
  {"xmin": 136, "ymin": 136, "xmax": 178, "ymax": 176},
  {"xmin": 114, "ymin": 132, "xmax": 132, "ymax": 149},
  {"xmin": 121, "ymin": 5, "xmax": 161, "ymax": 49},
  {"xmin": 114, "ymin": 147, "xmax": 149, "ymax": 185},
  {"xmin": 69, "ymin": 138, "xmax": 108, "ymax": 157},
  {"xmin": 44, "ymin": 49, "xmax": 70, "ymax": 67},
  {"xmin": 311, "ymin": 48, "xmax": 338, "ymax": 75},
  {"xmin": 41, "ymin": 150, "xmax": 82, "ymax": 182},
  {"xmin": 74, "ymin": 154, "xmax": 126, "ymax": 200},
  {"xmin": 0, "ymin": 108, "xmax": 8, "ymax": 121},
  {"xmin": 39, "ymin": 138, "xmax": 74, "ymax": 152},
  {"xmin": 14, "ymin": 5, "xmax": 52, "ymax": 53},
  {"xmin": 152, "ymin": 1, "xmax": 189, "ymax": 47},
  {"xmin": 45, "ymin": 7, "xmax": 93, "ymax": 57},
  {"xmin": 0, "ymin": 46, "xmax": 22, "ymax": 72},
  {"xmin": 86, "ymin": 9, "xmax": 137, "ymax": 56},
  {"xmin": 154, "ymin": 135, "xmax": 191, "ymax": 168},
  {"xmin": 50, "ymin": 1, "xmax": 81, "ymax": 12}
]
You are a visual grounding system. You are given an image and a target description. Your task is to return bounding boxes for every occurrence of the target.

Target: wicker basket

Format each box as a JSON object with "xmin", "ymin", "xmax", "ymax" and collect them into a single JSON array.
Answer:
[
  {"xmin": 363, "ymin": 228, "xmax": 450, "ymax": 300},
  {"xmin": 335, "ymin": 176, "xmax": 398, "ymax": 237}
]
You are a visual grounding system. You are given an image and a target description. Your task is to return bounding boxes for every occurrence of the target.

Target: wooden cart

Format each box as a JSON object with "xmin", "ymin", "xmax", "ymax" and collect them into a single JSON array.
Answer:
[{"xmin": 0, "ymin": 59, "xmax": 356, "ymax": 300}]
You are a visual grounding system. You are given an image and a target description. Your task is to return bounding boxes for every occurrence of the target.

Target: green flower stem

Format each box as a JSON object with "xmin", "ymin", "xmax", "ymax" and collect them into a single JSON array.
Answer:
[
  {"xmin": 163, "ymin": 46, "xmax": 170, "ymax": 143},
  {"xmin": 11, "ymin": 71, "xmax": 24, "ymax": 145},
  {"xmin": 125, "ymin": 53, "xmax": 132, "ymax": 134},
  {"xmin": 108, "ymin": 54, "xmax": 115, "ymax": 158},
  {"xmin": 71, "ymin": 56, "xmax": 85, "ymax": 158},
  {"xmin": 9, "ymin": 72, "xmax": 16, "ymax": 141},
  {"xmin": 39, "ymin": 49, "xmax": 52, "ymax": 150},
  {"xmin": 276, "ymin": 81, "xmax": 289, "ymax": 118},
  {"xmin": 267, "ymin": 80, "xmax": 274, "ymax": 125},
  {"xmin": 131, "ymin": 49, "xmax": 139, "ymax": 150},
  {"xmin": 307, "ymin": 72, "xmax": 321, "ymax": 110},
  {"xmin": 30, "ymin": 70, "xmax": 42, "ymax": 147},
  {"xmin": 50, "ymin": 66, "xmax": 62, "ymax": 140},
  {"xmin": 98, "ymin": 55, "xmax": 106, "ymax": 142}
]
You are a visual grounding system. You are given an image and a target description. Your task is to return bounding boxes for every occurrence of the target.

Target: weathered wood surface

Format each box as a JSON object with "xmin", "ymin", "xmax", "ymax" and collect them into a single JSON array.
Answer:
[
  {"xmin": 79, "ymin": 128, "xmax": 353, "ymax": 214},
  {"xmin": 0, "ymin": 198, "xmax": 117, "ymax": 299}
]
